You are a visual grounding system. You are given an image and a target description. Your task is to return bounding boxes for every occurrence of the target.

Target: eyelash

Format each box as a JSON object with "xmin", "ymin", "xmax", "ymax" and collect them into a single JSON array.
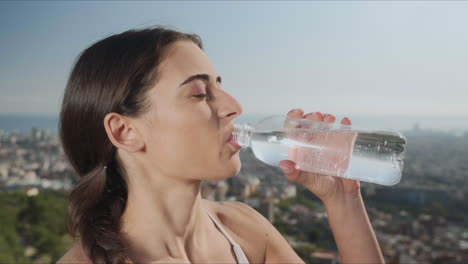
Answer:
[{"xmin": 193, "ymin": 94, "xmax": 208, "ymax": 99}]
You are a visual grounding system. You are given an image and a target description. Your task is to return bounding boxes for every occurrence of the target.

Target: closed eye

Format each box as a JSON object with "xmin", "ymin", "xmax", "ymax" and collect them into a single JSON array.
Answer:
[{"xmin": 193, "ymin": 94, "xmax": 207, "ymax": 98}]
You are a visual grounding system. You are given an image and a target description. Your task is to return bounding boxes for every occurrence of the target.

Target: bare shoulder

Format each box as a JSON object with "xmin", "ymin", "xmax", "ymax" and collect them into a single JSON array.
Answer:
[
  {"xmin": 203, "ymin": 199, "xmax": 304, "ymax": 264},
  {"xmin": 202, "ymin": 199, "xmax": 271, "ymax": 261},
  {"xmin": 56, "ymin": 240, "xmax": 91, "ymax": 264},
  {"xmin": 203, "ymin": 199, "xmax": 269, "ymax": 234}
]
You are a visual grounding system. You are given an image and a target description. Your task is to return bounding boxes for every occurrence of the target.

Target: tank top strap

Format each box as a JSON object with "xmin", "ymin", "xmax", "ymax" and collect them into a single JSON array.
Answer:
[{"xmin": 203, "ymin": 208, "xmax": 250, "ymax": 264}]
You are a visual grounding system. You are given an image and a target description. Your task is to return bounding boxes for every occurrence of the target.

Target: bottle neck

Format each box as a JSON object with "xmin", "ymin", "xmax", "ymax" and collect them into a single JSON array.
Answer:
[{"xmin": 233, "ymin": 123, "xmax": 253, "ymax": 149}]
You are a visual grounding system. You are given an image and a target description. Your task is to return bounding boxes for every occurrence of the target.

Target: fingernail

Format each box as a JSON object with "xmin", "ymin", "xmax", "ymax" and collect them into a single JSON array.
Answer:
[
  {"xmin": 280, "ymin": 165, "xmax": 292, "ymax": 174},
  {"xmin": 324, "ymin": 114, "xmax": 335, "ymax": 121},
  {"xmin": 309, "ymin": 112, "xmax": 323, "ymax": 118},
  {"xmin": 305, "ymin": 112, "xmax": 318, "ymax": 117}
]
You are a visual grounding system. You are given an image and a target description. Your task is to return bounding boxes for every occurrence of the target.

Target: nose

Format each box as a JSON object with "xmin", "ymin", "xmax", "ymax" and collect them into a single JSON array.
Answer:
[{"xmin": 215, "ymin": 89, "xmax": 243, "ymax": 121}]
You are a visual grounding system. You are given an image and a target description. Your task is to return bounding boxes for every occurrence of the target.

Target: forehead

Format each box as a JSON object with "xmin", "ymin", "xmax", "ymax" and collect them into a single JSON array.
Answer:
[{"xmin": 158, "ymin": 41, "xmax": 215, "ymax": 82}]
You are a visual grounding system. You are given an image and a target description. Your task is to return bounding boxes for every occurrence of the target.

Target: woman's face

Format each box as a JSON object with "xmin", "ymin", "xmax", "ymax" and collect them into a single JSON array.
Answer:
[{"xmin": 134, "ymin": 40, "xmax": 243, "ymax": 182}]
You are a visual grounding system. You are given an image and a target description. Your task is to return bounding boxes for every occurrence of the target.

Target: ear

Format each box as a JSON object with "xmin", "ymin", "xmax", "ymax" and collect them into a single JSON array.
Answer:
[{"xmin": 103, "ymin": 112, "xmax": 145, "ymax": 153}]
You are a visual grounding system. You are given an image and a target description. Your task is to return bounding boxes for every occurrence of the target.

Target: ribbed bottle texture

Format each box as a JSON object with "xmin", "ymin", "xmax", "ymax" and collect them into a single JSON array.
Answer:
[{"xmin": 233, "ymin": 123, "xmax": 253, "ymax": 149}]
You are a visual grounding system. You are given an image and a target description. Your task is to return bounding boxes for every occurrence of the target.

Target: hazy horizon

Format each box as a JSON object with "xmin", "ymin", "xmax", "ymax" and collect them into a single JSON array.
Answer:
[{"xmin": 0, "ymin": 112, "xmax": 466, "ymax": 133}]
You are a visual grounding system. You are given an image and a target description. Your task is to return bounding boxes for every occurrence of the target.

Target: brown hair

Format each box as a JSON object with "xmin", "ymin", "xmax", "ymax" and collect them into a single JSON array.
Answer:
[{"xmin": 59, "ymin": 26, "xmax": 203, "ymax": 263}]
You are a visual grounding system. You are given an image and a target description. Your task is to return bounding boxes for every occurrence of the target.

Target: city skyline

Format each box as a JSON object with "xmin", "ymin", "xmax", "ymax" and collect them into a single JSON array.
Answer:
[{"xmin": 1, "ymin": 122, "xmax": 467, "ymax": 263}]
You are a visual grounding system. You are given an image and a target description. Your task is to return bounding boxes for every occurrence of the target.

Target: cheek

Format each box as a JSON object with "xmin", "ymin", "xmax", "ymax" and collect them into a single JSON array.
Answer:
[
  {"xmin": 150, "ymin": 132, "xmax": 241, "ymax": 181},
  {"xmin": 149, "ymin": 124, "xmax": 219, "ymax": 168}
]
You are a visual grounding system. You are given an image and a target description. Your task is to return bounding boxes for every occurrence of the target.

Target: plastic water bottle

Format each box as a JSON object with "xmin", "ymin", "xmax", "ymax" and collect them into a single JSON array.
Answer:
[{"xmin": 232, "ymin": 115, "xmax": 407, "ymax": 186}]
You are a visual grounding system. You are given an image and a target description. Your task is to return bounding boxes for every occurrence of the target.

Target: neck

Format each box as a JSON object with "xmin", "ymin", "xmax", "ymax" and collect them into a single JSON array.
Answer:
[{"xmin": 121, "ymin": 174, "xmax": 211, "ymax": 262}]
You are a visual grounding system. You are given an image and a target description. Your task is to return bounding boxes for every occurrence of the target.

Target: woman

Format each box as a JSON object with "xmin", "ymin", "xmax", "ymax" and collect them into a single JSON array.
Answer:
[{"xmin": 57, "ymin": 26, "xmax": 385, "ymax": 264}]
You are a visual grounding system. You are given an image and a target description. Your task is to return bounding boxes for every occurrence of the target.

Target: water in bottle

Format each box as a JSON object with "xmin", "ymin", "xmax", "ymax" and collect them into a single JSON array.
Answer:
[{"xmin": 233, "ymin": 115, "xmax": 407, "ymax": 186}]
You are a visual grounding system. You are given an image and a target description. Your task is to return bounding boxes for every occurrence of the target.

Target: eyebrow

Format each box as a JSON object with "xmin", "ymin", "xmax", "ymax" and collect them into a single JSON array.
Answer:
[{"xmin": 179, "ymin": 74, "xmax": 222, "ymax": 87}]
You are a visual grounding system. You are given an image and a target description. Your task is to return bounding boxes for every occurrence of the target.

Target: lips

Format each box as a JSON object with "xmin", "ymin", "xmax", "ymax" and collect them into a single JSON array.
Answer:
[
  {"xmin": 229, "ymin": 138, "xmax": 242, "ymax": 150},
  {"xmin": 226, "ymin": 128, "xmax": 241, "ymax": 150}
]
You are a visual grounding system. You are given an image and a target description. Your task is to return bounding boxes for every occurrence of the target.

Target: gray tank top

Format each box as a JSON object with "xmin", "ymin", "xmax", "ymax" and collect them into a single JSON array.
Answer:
[{"xmin": 204, "ymin": 208, "xmax": 250, "ymax": 264}]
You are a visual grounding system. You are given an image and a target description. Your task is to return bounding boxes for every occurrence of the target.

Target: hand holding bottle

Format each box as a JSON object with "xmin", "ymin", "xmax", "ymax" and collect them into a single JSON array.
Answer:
[
  {"xmin": 233, "ymin": 109, "xmax": 406, "ymax": 189},
  {"xmin": 278, "ymin": 108, "xmax": 361, "ymax": 204}
]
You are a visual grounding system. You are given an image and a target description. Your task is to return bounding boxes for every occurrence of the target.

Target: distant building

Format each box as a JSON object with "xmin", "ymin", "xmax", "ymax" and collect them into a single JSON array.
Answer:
[
  {"xmin": 215, "ymin": 181, "xmax": 229, "ymax": 201},
  {"xmin": 31, "ymin": 127, "xmax": 44, "ymax": 141},
  {"xmin": 26, "ymin": 187, "xmax": 39, "ymax": 197},
  {"xmin": 0, "ymin": 162, "xmax": 9, "ymax": 180},
  {"xmin": 201, "ymin": 182, "xmax": 216, "ymax": 200},
  {"xmin": 281, "ymin": 184, "xmax": 297, "ymax": 199},
  {"xmin": 259, "ymin": 197, "xmax": 275, "ymax": 223}
]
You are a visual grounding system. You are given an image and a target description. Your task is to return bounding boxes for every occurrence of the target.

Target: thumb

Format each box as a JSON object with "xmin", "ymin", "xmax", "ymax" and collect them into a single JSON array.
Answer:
[{"xmin": 279, "ymin": 160, "xmax": 319, "ymax": 190}]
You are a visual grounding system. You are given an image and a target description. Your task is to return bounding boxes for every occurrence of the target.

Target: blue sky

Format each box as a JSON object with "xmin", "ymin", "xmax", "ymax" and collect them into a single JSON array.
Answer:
[{"xmin": 1, "ymin": 1, "xmax": 467, "ymax": 130}]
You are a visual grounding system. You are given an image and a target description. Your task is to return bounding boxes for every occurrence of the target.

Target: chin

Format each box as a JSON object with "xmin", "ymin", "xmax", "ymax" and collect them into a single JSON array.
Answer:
[
  {"xmin": 205, "ymin": 157, "xmax": 242, "ymax": 181},
  {"xmin": 227, "ymin": 153, "xmax": 242, "ymax": 175}
]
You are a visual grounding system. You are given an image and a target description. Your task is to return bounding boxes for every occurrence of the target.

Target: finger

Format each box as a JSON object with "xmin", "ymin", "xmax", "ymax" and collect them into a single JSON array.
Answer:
[
  {"xmin": 323, "ymin": 113, "xmax": 336, "ymax": 123},
  {"xmin": 341, "ymin": 117, "xmax": 352, "ymax": 125},
  {"xmin": 286, "ymin": 109, "xmax": 305, "ymax": 130},
  {"xmin": 303, "ymin": 112, "xmax": 324, "ymax": 122},
  {"xmin": 279, "ymin": 160, "xmax": 319, "ymax": 190},
  {"xmin": 287, "ymin": 108, "xmax": 304, "ymax": 118},
  {"xmin": 279, "ymin": 160, "xmax": 300, "ymax": 181}
]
